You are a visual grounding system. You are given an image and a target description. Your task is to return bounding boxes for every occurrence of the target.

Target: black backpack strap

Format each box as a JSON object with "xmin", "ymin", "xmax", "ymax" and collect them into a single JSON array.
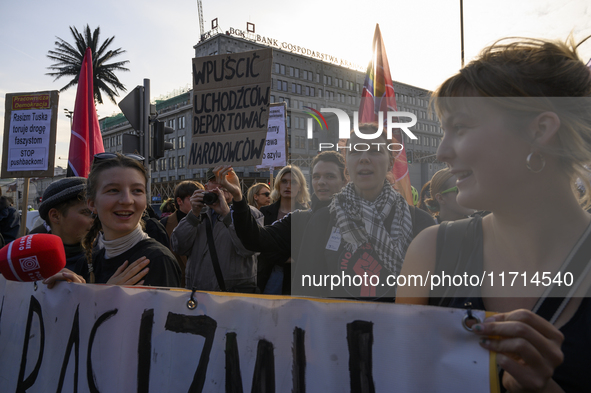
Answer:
[
  {"xmin": 431, "ymin": 217, "xmax": 480, "ymax": 307},
  {"xmin": 205, "ymin": 215, "xmax": 226, "ymax": 292},
  {"xmin": 532, "ymin": 221, "xmax": 591, "ymax": 322}
]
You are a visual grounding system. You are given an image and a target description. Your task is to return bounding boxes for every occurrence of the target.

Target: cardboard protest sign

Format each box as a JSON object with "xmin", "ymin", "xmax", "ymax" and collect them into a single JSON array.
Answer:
[
  {"xmin": 189, "ymin": 49, "xmax": 272, "ymax": 168},
  {"xmin": 0, "ymin": 277, "xmax": 498, "ymax": 392},
  {"xmin": 257, "ymin": 102, "xmax": 287, "ymax": 169},
  {"xmin": 2, "ymin": 91, "xmax": 59, "ymax": 178}
]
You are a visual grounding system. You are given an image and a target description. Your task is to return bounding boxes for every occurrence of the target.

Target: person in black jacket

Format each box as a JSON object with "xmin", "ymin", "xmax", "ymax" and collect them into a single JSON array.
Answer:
[
  {"xmin": 0, "ymin": 193, "xmax": 20, "ymax": 246},
  {"xmin": 220, "ymin": 124, "xmax": 435, "ymax": 300},
  {"xmin": 258, "ymin": 165, "xmax": 310, "ymax": 294},
  {"xmin": 31, "ymin": 177, "xmax": 93, "ymax": 271},
  {"xmin": 79, "ymin": 153, "xmax": 181, "ymax": 287}
]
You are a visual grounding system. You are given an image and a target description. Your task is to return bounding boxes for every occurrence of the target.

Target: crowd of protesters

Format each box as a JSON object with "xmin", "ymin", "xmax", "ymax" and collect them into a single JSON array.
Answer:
[{"xmin": 2, "ymin": 35, "xmax": 590, "ymax": 392}]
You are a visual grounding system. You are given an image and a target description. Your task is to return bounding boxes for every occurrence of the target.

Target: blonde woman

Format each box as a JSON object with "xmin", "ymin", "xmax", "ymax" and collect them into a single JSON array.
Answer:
[
  {"xmin": 247, "ymin": 182, "xmax": 271, "ymax": 210},
  {"xmin": 425, "ymin": 168, "xmax": 474, "ymax": 223},
  {"xmin": 259, "ymin": 165, "xmax": 310, "ymax": 294}
]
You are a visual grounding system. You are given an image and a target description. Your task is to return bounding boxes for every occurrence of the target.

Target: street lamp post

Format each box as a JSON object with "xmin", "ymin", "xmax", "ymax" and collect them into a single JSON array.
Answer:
[{"xmin": 64, "ymin": 108, "xmax": 73, "ymax": 130}]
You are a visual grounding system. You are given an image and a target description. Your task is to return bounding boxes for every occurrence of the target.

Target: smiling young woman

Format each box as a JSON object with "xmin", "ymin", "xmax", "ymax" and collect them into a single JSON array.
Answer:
[
  {"xmin": 80, "ymin": 154, "xmax": 181, "ymax": 287},
  {"xmin": 396, "ymin": 36, "xmax": 591, "ymax": 392}
]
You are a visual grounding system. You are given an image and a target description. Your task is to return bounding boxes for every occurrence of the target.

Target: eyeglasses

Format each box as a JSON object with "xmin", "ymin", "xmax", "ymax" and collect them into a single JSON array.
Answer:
[
  {"xmin": 93, "ymin": 152, "xmax": 145, "ymax": 162},
  {"xmin": 440, "ymin": 186, "xmax": 458, "ymax": 195},
  {"xmin": 258, "ymin": 192, "xmax": 271, "ymax": 197}
]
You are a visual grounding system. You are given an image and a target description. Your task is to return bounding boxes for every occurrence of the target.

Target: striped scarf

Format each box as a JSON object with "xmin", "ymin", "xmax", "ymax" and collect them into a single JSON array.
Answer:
[{"xmin": 329, "ymin": 181, "xmax": 413, "ymax": 276}]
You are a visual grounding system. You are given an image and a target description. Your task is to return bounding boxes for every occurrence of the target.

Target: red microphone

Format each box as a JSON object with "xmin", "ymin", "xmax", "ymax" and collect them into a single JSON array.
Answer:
[{"xmin": 0, "ymin": 234, "xmax": 66, "ymax": 282}]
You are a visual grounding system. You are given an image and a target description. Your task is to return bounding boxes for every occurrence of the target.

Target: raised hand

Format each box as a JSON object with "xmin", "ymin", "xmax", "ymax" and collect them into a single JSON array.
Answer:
[{"xmin": 213, "ymin": 165, "xmax": 242, "ymax": 201}]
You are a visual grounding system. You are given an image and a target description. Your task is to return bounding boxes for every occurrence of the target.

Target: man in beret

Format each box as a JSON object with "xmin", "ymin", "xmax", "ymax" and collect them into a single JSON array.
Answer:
[{"xmin": 31, "ymin": 177, "xmax": 93, "ymax": 270}]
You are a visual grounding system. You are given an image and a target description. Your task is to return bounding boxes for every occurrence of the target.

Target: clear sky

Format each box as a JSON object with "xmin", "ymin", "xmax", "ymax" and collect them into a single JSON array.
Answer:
[{"xmin": 1, "ymin": 0, "xmax": 590, "ymax": 166}]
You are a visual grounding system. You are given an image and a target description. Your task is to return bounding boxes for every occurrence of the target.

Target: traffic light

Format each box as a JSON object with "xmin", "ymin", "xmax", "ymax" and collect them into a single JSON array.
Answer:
[
  {"xmin": 407, "ymin": 150, "xmax": 413, "ymax": 164},
  {"xmin": 152, "ymin": 119, "xmax": 174, "ymax": 159}
]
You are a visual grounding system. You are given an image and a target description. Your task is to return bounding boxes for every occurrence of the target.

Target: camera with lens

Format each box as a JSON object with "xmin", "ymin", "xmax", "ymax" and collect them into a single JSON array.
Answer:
[{"xmin": 202, "ymin": 192, "xmax": 219, "ymax": 205}]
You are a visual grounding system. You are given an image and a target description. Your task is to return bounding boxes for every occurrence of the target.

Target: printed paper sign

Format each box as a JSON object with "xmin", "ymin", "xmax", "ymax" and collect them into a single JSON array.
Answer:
[
  {"xmin": 257, "ymin": 103, "xmax": 287, "ymax": 169},
  {"xmin": 2, "ymin": 91, "xmax": 58, "ymax": 178}
]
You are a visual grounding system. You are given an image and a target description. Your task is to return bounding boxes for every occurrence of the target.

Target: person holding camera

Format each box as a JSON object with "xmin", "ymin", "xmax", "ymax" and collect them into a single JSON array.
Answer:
[{"xmin": 170, "ymin": 168, "xmax": 264, "ymax": 292}]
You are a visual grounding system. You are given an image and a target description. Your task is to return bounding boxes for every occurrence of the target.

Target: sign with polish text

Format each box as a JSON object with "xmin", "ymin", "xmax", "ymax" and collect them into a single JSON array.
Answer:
[
  {"xmin": 189, "ymin": 49, "xmax": 272, "ymax": 169},
  {"xmin": 2, "ymin": 91, "xmax": 58, "ymax": 178}
]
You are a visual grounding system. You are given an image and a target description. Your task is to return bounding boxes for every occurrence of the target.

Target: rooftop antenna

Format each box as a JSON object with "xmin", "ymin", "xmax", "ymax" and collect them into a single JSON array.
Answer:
[{"xmin": 197, "ymin": 0, "xmax": 205, "ymax": 37}]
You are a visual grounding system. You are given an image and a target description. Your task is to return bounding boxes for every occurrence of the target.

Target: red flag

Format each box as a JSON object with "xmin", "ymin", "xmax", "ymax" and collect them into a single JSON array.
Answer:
[
  {"xmin": 67, "ymin": 47, "xmax": 104, "ymax": 178},
  {"xmin": 358, "ymin": 24, "xmax": 413, "ymax": 204}
]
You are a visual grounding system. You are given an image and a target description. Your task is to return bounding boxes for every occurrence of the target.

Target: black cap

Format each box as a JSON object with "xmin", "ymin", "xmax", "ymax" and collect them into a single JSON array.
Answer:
[
  {"xmin": 205, "ymin": 168, "xmax": 216, "ymax": 182},
  {"xmin": 39, "ymin": 177, "xmax": 86, "ymax": 221}
]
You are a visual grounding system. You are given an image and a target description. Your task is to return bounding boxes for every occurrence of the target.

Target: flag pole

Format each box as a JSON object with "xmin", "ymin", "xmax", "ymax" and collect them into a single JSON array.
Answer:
[{"xmin": 460, "ymin": 0, "xmax": 465, "ymax": 68}]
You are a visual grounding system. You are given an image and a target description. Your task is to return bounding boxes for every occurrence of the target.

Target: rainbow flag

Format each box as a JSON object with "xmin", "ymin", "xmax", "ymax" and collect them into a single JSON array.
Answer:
[{"xmin": 359, "ymin": 24, "xmax": 413, "ymax": 205}]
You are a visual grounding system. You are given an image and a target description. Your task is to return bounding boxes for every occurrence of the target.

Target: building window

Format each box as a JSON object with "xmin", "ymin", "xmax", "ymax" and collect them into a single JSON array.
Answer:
[
  {"xmin": 282, "ymin": 81, "xmax": 287, "ymax": 91},
  {"xmin": 292, "ymin": 83, "xmax": 297, "ymax": 93},
  {"xmin": 277, "ymin": 80, "xmax": 282, "ymax": 90},
  {"xmin": 305, "ymin": 86, "xmax": 310, "ymax": 96},
  {"xmin": 271, "ymin": 95, "xmax": 276, "ymax": 103},
  {"xmin": 297, "ymin": 84, "xmax": 302, "ymax": 94},
  {"xmin": 310, "ymin": 87, "xmax": 315, "ymax": 96},
  {"xmin": 275, "ymin": 63, "xmax": 280, "ymax": 73},
  {"xmin": 178, "ymin": 135, "xmax": 185, "ymax": 149},
  {"xmin": 316, "ymin": 73, "xmax": 320, "ymax": 83},
  {"xmin": 280, "ymin": 64, "xmax": 285, "ymax": 75},
  {"xmin": 159, "ymin": 158, "xmax": 166, "ymax": 171},
  {"xmin": 289, "ymin": 66, "xmax": 294, "ymax": 76},
  {"xmin": 318, "ymin": 89, "xmax": 323, "ymax": 97},
  {"xmin": 285, "ymin": 98, "xmax": 290, "ymax": 107},
  {"xmin": 286, "ymin": 115, "xmax": 291, "ymax": 128},
  {"xmin": 327, "ymin": 76, "xmax": 332, "ymax": 86},
  {"xmin": 302, "ymin": 70, "xmax": 308, "ymax": 80},
  {"xmin": 103, "ymin": 138, "xmax": 109, "ymax": 148},
  {"xmin": 339, "ymin": 79, "xmax": 343, "ymax": 88},
  {"xmin": 323, "ymin": 75, "xmax": 327, "ymax": 84},
  {"xmin": 178, "ymin": 116, "xmax": 186, "ymax": 129},
  {"xmin": 169, "ymin": 138, "xmax": 175, "ymax": 149},
  {"xmin": 169, "ymin": 157, "xmax": 175, "ymax": 169},
  {"xmin": 295, "ymin": 68, "xmax": 299, "ymax": 78}
]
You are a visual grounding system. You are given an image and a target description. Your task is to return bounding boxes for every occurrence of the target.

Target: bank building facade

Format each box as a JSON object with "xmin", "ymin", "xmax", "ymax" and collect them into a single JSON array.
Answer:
[{"xmin": 99, "ymin": 28, "xmax": 445, "ymax": 202}]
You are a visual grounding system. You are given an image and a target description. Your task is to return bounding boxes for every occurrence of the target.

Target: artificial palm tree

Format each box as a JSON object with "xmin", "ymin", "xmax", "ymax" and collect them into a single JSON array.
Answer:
[{"xmin": 46, "ymin": 25, "xmax": 130, "ymax": 105}]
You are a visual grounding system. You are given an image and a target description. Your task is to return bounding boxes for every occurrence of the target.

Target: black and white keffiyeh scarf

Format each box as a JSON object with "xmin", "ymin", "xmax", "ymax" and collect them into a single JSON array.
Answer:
[{"xmin": 329, "ymin": 181, "xmax": 413, "ymax": 276}]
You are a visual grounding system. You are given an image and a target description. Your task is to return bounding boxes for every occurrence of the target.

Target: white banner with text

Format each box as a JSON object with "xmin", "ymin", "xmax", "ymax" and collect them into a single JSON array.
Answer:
[{"xmin": 0, "ymin": 277, "xmax": 497, "ymax": 392}]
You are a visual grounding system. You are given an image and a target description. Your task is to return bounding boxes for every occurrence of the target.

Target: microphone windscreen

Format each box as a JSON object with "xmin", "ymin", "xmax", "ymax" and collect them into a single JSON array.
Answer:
[{"xmin": 0, "ymin": 234, "xmax": 66, "ymax": 282}]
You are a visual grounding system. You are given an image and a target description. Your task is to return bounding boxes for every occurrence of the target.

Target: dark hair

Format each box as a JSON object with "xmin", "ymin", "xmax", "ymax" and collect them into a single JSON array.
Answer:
[
  {"xmin": 433, "ymin": 35, "xmax": 591, "ymax": 207},
  {"xmin": 50, "ymin": 196, "xmax": 87, "ymax": 224},
  {"xmin": 311, "ymin": 151, "xmax": 346, "ymax": 181},
  {"xmin": 173, "ymin": 180, "xmax": 203, "ymax": 209},
  {"xmin": 161, "ymin": 198, "xmax": 176, "ymax": 213},
  {"xmin": 82, "ymin": 154, "xmax": 148, "ymax": 282}
]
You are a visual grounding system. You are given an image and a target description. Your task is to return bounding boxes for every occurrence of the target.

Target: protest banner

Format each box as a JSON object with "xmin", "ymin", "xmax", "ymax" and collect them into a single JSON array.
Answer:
[
  {"xmin": 0, "ymin": 276, "xmax": 498, "ymax": 392},
  {"xmin": 257, "ymin": 102, "xmax": 287, "ymax": 170},
  {"xmin": 1, "ymin": 91, "xmax": 58, "ymax": 178},
  {"xmin": 189, "ymin": 48, "xmax": 272, "ymax": 168}
]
